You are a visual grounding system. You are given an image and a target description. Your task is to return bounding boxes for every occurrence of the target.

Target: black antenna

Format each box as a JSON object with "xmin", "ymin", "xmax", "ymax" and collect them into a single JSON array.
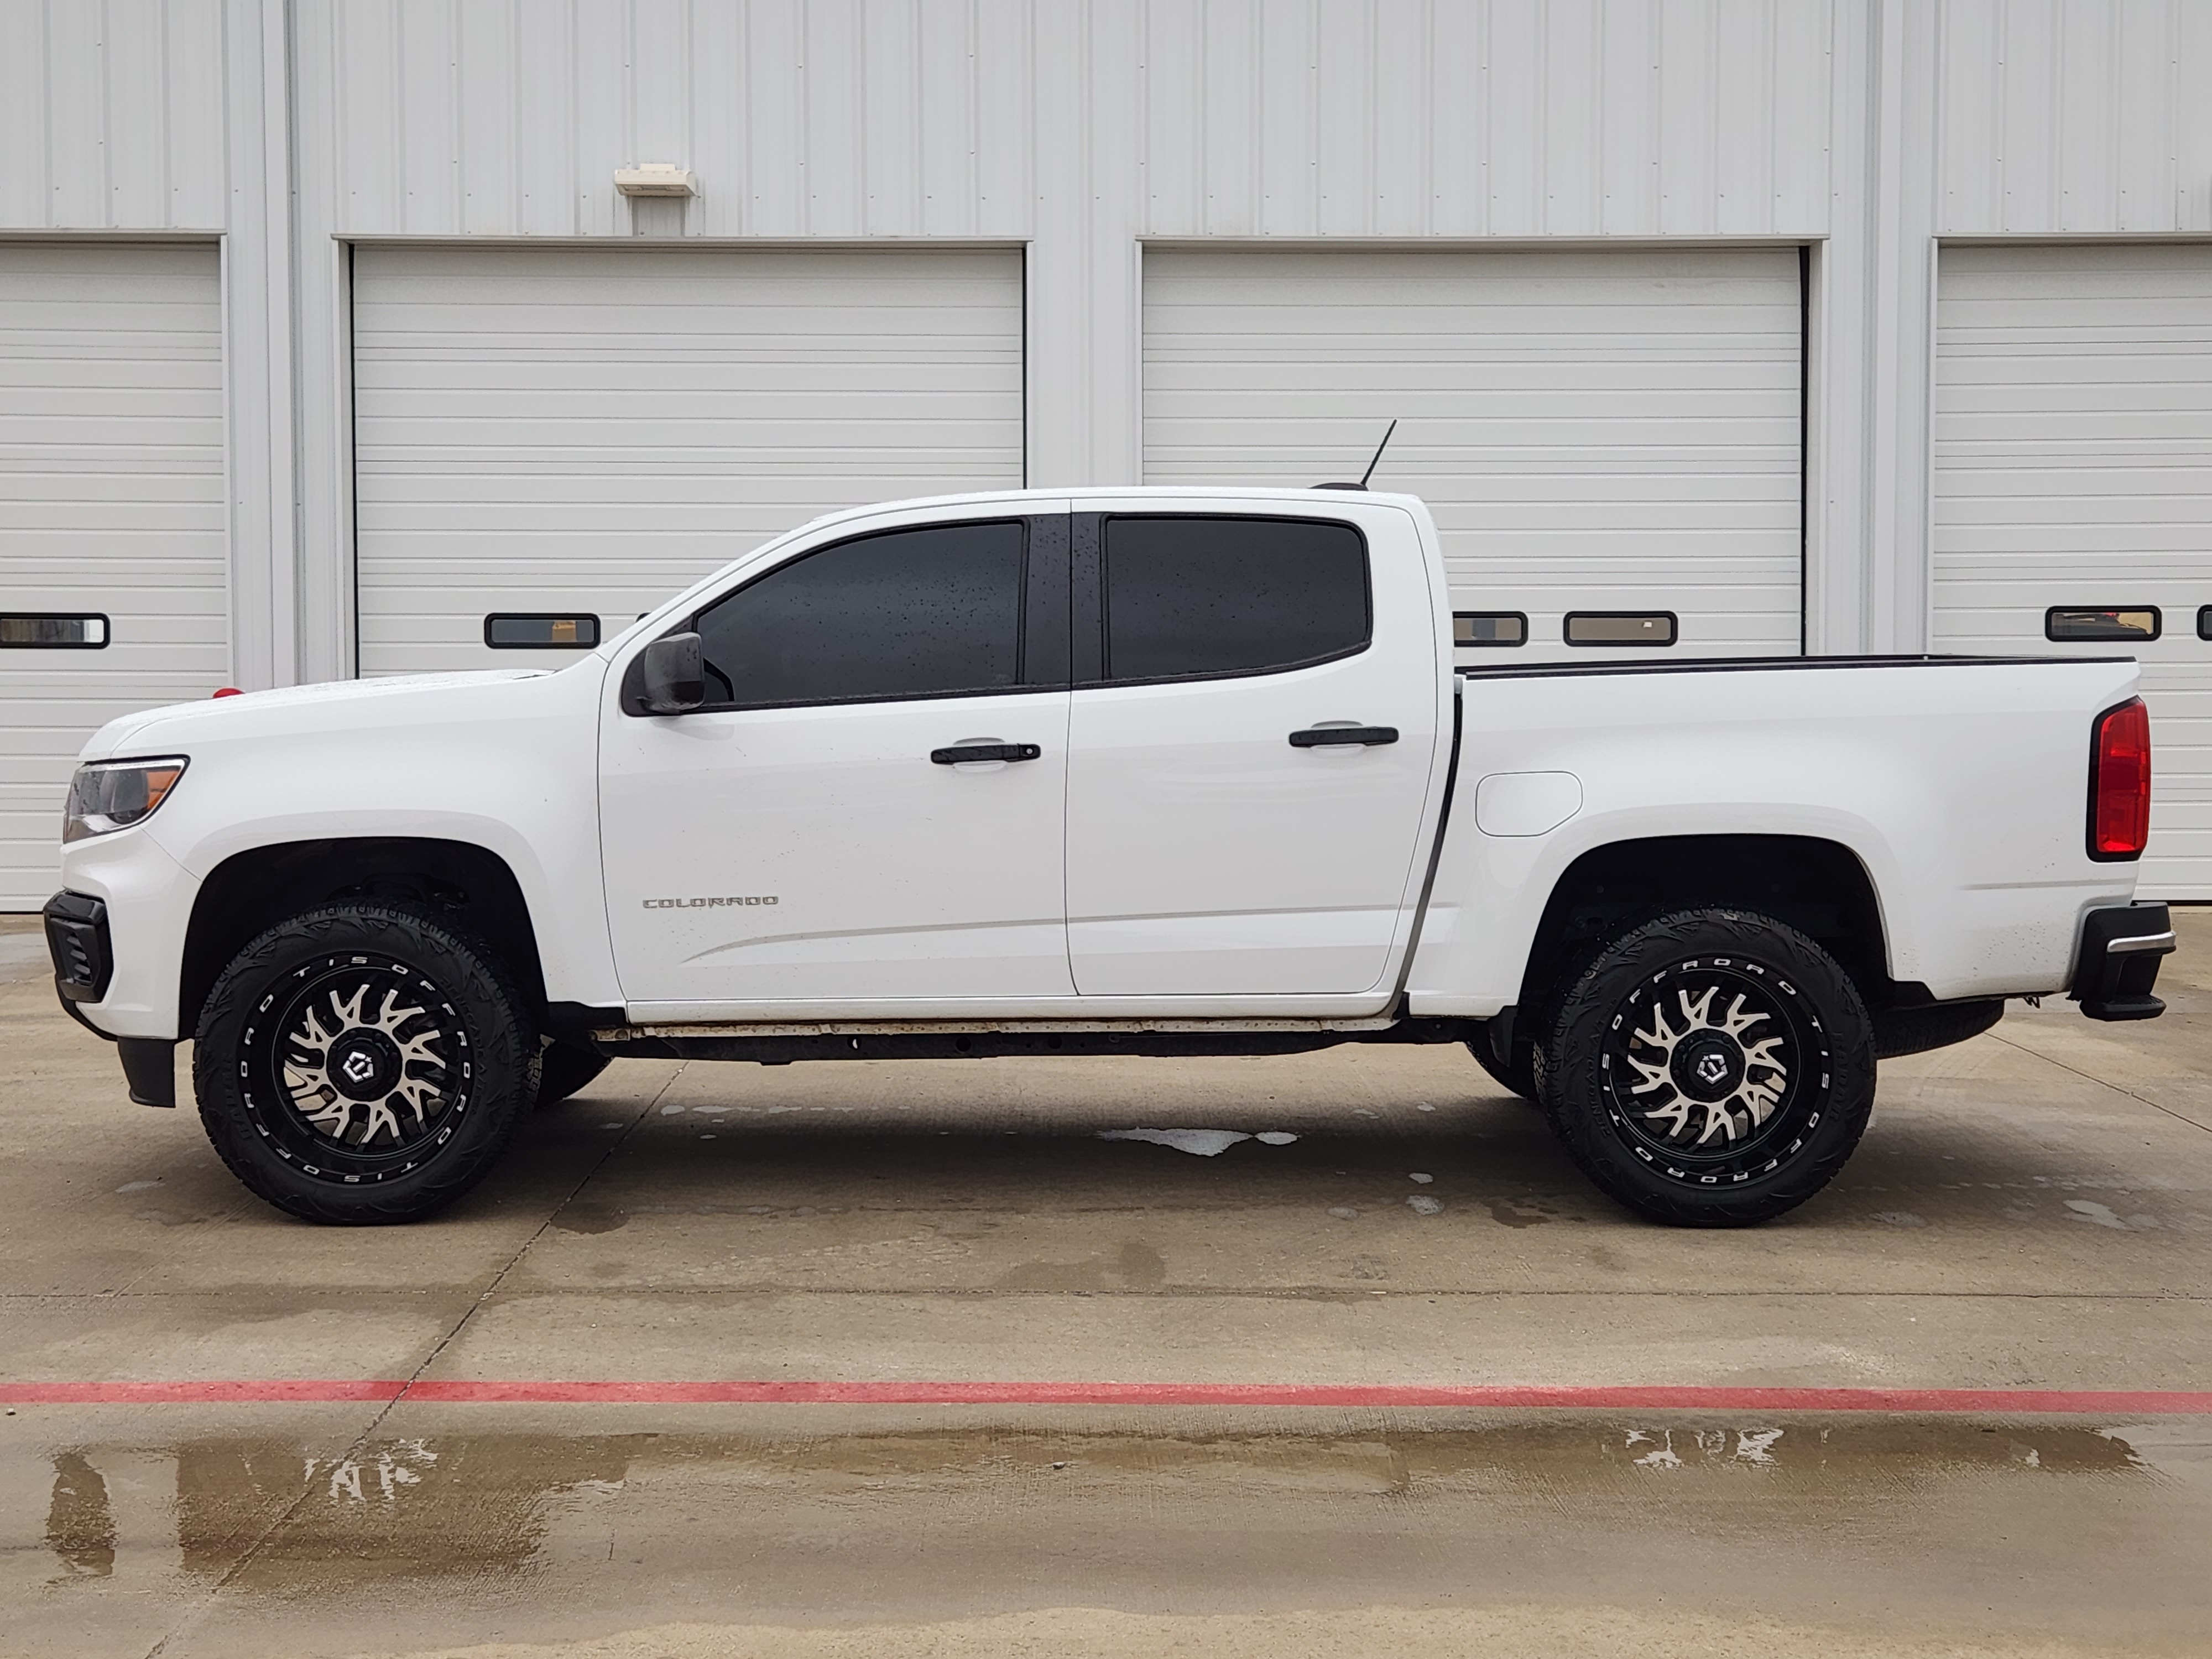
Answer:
[
  {"xmin": 1358, "ymin": 418, "xmax": 1398, "ymax": 488},
  {"xmin": 1314, "ymin": 419, "xmax": 1399, "ymax": 491}
]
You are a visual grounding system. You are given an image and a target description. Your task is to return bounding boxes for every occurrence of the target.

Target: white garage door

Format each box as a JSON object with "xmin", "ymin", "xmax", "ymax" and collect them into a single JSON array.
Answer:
[
  {"xmin": 353, "ymin": 246, "xmax": 1025, "ymax": 676},
  {"xmin": 1142, "ymin": 248, "xmax": 1804, "ymax": 662},
  {"xmin": 0, "ymin": 244, "xmax": 226, "ymax": 909},
  {"xmin": 1934, "ymin": 246, "xmax": 2212, "ymax": 900}
]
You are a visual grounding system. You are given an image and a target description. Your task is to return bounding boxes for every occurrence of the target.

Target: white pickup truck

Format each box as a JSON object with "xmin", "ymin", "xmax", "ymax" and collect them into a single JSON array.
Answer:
[{"xmin": 44, "ymin": 489, "xmax": 2174, "ymax": 1229}]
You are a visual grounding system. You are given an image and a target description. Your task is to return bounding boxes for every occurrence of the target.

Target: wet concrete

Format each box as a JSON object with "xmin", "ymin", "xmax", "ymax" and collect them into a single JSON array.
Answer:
[{"xmin": 1, "ymin": 911, "xmax": 2209, "ymax": 1655}]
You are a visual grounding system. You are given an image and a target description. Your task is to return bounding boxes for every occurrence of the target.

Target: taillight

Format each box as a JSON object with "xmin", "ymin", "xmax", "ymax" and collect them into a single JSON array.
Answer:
[{"xmin": 2089, "ymin": 698, "xmax": 2151, "ymax": 860}]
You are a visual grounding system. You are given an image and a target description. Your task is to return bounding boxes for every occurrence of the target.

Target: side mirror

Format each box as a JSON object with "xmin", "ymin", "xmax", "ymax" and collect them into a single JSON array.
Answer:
[{"xmin": 639, "ymin": 632, "xmax": 706, "ymax": 714}]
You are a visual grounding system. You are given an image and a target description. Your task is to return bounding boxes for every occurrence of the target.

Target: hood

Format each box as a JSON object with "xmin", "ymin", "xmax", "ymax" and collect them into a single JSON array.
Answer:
[{"xmin": 79, "ymin": 668, "xmax": 575, "ymax": 760}]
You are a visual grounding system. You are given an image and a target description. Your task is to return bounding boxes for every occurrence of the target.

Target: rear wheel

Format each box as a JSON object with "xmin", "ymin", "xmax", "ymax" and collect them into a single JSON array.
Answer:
[
  {"xmin": 192, "ymin": 904, "xmax": 539, "ymax": 1225},
  {"xmin": 1541, "ymin": 907, "xmax": 1874, "ymax": 1227}
]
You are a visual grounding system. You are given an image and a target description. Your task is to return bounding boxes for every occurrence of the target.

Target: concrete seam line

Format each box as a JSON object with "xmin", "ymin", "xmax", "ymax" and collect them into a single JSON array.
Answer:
[
  {"xmin": 8, "ymin": 1381, "xmax": 2212, "ymax": 1413},
  {"xmin": 1991, "ymin": 1030, "xmax": 2212, "ymax": 1138}
]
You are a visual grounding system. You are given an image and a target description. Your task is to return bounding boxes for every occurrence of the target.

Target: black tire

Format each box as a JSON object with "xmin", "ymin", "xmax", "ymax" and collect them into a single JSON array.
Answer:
[
  {"xmin": 1540, "ymin": 907, "xmax": 1874, "ymax": 1227},
  {"xmin": 192, "ymin": 904, "xmax": 540, "ymax": 1225},
  {"xmin": 537, "ymin": 1039, "xmax": 612, "ymax": 1108}
]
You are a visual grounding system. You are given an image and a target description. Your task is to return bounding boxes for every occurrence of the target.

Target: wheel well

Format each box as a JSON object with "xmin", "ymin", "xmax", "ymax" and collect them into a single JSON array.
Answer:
[
  {"xmin": 1516, "ymin": 836, "xmax": 1899, "ymax": 1023},
  {"xmin": 180, "ymin": 838, "xmax": 547, "ymax": 1037}
]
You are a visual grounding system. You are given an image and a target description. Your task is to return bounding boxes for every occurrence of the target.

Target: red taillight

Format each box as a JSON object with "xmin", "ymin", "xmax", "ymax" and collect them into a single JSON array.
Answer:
[{"xmin": 2090, "ymin": 697, "xmax": 2152, "ymax": 859}]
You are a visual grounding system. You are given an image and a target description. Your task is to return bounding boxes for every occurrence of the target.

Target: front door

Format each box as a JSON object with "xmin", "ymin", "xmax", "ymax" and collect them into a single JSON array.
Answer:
[
  {"xmin": 1064, "ymin": 508, "xmax": 1443, "ymax": 997},
  {"xmin": 602, "ymin": 513, "xmax": 1073, "ymax": 1008}
]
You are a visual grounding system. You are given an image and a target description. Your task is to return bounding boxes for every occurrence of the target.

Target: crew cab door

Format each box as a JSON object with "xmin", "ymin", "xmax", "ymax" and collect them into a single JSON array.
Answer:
[
  {"xmin": 601, "ymin": 510, "xmax": 1073, "ymax": 1008},
  {"xmin": 1064, "ymin": 504, "xmax": 1444, "ymax": 997}
]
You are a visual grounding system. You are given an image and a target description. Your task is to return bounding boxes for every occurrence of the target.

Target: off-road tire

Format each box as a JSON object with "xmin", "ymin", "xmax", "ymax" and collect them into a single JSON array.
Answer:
[
  {"xmin": 193, "ymin": 904, "xmax": 539, "ymax": 1225},
  {"xmin": 1541, "ymin": 907, "xmax": 1874, "ymax": 1227},
  {"xmin": 537, "ymin": 1039, "xmax": 612, "ymax": 1108}
]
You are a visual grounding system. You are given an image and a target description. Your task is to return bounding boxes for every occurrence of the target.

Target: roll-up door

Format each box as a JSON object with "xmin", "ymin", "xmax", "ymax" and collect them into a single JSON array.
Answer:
[
  {"xmin": 1141, "ymin": 248, "xmax": 1804, "ymax": 664},
  {"xmin": 352, "ymin": 246, "xmax": 1025, "ymax": 676},
  {"xmin": 1934, "ymin": 246, "xmax": 2212, "ymax": 900},
  {"xmin": 0, "ymin": 243, "xmax": 226, "ymax": 909}
]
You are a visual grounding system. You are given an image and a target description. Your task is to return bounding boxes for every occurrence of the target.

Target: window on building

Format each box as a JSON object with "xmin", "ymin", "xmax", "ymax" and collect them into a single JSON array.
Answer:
[
  {"xmin": 484, "ymin": 614, "xmax": 601, "ymax": 649},
  {"xmin": 693, "ymin": 520, "xmax": 1027, "ymax": 707},
  {"xmin": 1100, "ymin": 516, "xmax": 1369, "ymax": 683},
  {"xmin": 1564, "ymin": 611, "xmax": 1677, "ymax": 647},
  {"xmin": 1454, "ymin": 612, "xmax": 1527, "ymax": 646},
  {"xmin": 2046, "ymin": 607, "xmax": 2160, "ymax": 643},
  {"xmin": 0, "ymin": 614, "xmax": 107, "ymax": 648}
]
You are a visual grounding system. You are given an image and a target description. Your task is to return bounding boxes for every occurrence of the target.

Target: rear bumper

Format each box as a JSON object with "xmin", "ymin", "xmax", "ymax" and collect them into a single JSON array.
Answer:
[{"xmin": 2068, "ymin": 901, "xmax": 2174, "ymax": 1021}]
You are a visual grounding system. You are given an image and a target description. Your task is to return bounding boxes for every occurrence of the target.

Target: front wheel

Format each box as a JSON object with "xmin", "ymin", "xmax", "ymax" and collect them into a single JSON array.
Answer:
[
  {"xmin": 1541, "ymin": 908, "xmax": 1874, "ymax": 1227},
  {"xmin": 192, "ymin": 904, "xmax": 539, "ymax": 1225}
]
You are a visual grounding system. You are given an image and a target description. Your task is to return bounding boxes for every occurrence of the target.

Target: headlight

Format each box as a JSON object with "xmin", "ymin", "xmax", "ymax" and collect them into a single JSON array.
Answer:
[{"xmin": 64, "ymin": 758, "xmax": 188, "ymax": 843}]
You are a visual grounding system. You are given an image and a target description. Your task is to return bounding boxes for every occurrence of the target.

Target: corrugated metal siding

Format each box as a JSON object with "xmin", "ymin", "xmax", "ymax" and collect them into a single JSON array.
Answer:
[
  {"xmin": 304, "ymin": 0, "xmax": 1833, "ymax": 240},
  {"xmin": 1932, "ymin": 243, "xmax": 2212, "ymax": 898},
  {"xmin": 0, "ymin": 0, "xmax": 226, "ymax": 231},
  {"xmin": 0, "ymin": 242, "xmax": 227, "ymax": 906},
  {"xmin": 1938, "ymin": 0, "xmax": 2212, "ymax": 234}
]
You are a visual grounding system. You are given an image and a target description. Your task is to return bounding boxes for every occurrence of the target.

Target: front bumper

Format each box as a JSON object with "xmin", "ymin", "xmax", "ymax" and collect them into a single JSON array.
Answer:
[
  {"xmin": 43, "ymin": 890, "xmax": 178, "ymax": 1107},
  {"xmin": 2068, "ymin": 901, "xmax": 2174, "ymax": 1021}
]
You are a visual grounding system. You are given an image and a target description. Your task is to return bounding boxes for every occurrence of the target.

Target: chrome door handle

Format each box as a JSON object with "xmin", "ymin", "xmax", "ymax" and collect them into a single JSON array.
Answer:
[
  {"xmin": 931, "ymin": 743, "xmax": 1041, "ymax": 764},
  {"xmin": 1288, "ymin": 726, "xmax": 1398, "ymax": 748}
]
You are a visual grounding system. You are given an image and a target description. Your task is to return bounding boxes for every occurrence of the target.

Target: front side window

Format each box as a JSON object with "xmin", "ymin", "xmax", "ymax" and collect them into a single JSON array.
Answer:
[
  {"xmin": 693, "ymin": 520, "xmax": 1027, "ymax": 707},
  {"xmin": 1101, "ymin": 516, "xmax": 1369, "ymax": 683}
]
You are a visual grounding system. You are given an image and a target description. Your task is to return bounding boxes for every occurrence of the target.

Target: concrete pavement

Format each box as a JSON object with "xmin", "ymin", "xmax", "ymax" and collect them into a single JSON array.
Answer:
[{"xmin": 1, "ymin": 909, "xmax": 2208, "ymax": 1656}]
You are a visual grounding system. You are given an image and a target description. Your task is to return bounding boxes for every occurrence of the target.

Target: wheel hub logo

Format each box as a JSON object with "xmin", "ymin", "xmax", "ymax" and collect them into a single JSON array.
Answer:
[
  {"xmin": 1694, "ymin": 1051, "xmax": 1729, "ymax": 1086},
  {"xmin": 341, "ymin": 1050, "xmax": 377, "ymax": 1086}
]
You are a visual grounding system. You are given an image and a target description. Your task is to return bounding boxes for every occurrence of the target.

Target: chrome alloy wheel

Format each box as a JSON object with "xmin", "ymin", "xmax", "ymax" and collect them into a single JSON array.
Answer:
[
  {"xmin": 238, "ymin": 956, "xmax": 474, "ymax": 1183},
  {"xmin": 1598, "ymin": 957, "xmax": 1830, "ymax": 1187}
]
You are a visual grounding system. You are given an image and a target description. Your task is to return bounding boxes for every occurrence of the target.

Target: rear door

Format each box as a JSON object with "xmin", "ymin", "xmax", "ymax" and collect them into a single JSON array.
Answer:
[{"xmin": 1063, "ymin": 503, "xmax": 1443, "ymax": 998}]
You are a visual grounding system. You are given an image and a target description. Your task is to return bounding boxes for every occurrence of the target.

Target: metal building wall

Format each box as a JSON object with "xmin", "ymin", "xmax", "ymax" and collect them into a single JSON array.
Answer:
[{"xmin": 6, "ymin": 1, "xmax": 2211, "ymax": 690}]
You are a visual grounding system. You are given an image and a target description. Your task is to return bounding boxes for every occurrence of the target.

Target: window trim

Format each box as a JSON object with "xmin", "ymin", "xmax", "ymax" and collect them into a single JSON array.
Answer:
[
  {"xmin": 2044, "ymin": 606, "xmax": 2162, "ymax": 644},
  {"xmin": 620, "ymin": 515, "xmax": 1058, "ymax": 717},
  {"xmin": 1071, "ymin": 512, "xmax": 1374, "ymax": 691},
  {"xmin": 1563, "ymin": 609, "xmax": 1679, "ymax": 648}
]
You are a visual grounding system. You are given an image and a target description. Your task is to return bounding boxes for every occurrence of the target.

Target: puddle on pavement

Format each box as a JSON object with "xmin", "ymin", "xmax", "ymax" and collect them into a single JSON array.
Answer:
[{"xmin": 6, "ymin": 1417, "xmax": 2166, "ymax": 1593}]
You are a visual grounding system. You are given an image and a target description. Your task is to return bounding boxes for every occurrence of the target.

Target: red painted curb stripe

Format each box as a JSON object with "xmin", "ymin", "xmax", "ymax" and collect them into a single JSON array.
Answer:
[{"xmin": 2, "ymin": 1381, "xmax": 2210, "ymax": 1413}]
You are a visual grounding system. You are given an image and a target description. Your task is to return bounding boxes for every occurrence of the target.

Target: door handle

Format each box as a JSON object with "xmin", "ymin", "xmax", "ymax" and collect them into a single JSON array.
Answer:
[
  {"xmin": 931, "ymin": 743, "xmax": 1042, "ymax": 765},
  {"xmin": 1288, "ymin": 726, "xmax": 1399, "ymax": 748}
]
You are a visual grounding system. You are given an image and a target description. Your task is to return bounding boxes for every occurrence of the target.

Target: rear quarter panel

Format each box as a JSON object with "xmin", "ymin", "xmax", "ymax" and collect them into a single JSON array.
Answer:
[{"xmin": 1408, "ymin": 658, "xmax": 2144, "ymax": 1014}]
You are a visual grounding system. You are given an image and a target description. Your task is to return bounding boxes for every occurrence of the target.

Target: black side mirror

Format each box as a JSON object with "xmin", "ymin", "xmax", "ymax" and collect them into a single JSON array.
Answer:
[{"xmin": 640, "ymin": 632, "xmax": 706, "ymax": 714}]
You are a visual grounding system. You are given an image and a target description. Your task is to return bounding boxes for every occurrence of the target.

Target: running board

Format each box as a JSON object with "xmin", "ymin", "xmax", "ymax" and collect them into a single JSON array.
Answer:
[{"xmin": 589, "ymin": 1016, "xmax": 1478, "ymax": 1066}]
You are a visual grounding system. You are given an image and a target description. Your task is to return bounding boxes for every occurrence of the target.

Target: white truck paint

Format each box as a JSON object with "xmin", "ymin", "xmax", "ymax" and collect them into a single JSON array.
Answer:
[{"xmin": 41, "ymin": 488, "xmax": 2175, "ymax": 1227}]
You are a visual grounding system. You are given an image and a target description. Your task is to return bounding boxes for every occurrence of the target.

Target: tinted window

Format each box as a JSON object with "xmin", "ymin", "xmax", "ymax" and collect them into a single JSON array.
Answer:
[
  {"xmin": 696, "ymin": 521, "xmax": 1026, "ymax": 706},
  {"xmin": 1102, "ymin": 517, "xmax": 1368, "ymax": 682},
  {"xmin": 1564, "ymin": 611, "xmax": 1676, "ymax": 646}
]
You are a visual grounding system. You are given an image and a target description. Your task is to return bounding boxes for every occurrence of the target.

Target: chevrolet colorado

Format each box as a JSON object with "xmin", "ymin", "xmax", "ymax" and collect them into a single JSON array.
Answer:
[{"xmin": 43, "ymin": 489, "xmax": 2174, "ymax": 1227}]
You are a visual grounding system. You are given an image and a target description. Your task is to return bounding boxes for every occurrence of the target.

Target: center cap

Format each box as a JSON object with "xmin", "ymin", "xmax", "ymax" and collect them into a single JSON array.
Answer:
[
  {"xmin": 1674, "ymin": 1035, "xmax": 1743, "ymax": 1101},
  {"xmin": 327, "ymin": 1030, "xmax": 401, "ymax": 1102}
]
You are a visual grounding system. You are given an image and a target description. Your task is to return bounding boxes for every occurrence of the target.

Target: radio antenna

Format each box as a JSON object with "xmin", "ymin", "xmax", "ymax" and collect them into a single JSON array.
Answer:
[
  {"xmin": 1312, "ymin": 419, "xmax": 1401, "ymax": 492},
  {"xmin": 1358, "ymin": 419, "xmax": 1399, "ymax": 489}
]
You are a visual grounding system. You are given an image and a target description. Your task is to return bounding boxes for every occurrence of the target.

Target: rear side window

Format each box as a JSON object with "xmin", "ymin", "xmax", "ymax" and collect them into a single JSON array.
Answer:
[
  {"xmin": 694, "ymin": 520, "xmax": 1026, "ymax": 707},
  {"xmin": 1102, "ymin": 516, "xmax": 1369, "ymax": 682}
]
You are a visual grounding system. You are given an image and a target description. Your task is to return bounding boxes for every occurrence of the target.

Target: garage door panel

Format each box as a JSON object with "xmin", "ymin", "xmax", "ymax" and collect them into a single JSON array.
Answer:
[
  {"xmin": 0, "ymin": 243, "xmax": 226, "ymax": 907},
  {"xmin": 1144, "ymin": 248, "xmax": 1803, "ymax": 664},
  {"xmin": 1935, "ymin": 244, "xmax": 2212, "ymax": 899},
  {"xmin": 353, "ymin": 246, "xmax": 1024, "ymax": 677}
]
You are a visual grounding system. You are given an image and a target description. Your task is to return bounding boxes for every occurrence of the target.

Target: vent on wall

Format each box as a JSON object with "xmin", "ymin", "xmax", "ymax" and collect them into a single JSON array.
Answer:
[{"xmin": 0, "ymin": 614, "xmax": 107, "ymax": 648}]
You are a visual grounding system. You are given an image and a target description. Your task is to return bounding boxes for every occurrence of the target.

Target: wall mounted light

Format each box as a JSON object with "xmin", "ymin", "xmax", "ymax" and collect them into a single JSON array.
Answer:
[{"xmin": 614, "ymin": 163, "xmax": 698, "ymax": 197}]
